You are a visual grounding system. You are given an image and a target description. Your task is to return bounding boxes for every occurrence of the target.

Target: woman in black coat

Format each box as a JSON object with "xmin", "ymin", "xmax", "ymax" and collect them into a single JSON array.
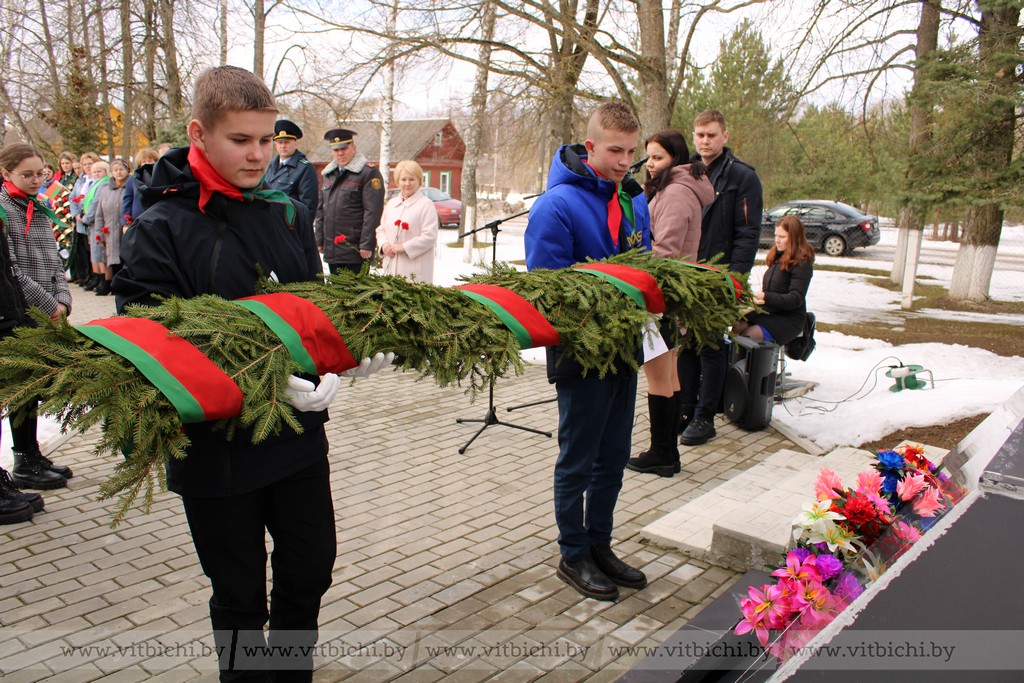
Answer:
[{"xmin": 734, "ymin": 214, "xmax": 814, "ymax": 345}]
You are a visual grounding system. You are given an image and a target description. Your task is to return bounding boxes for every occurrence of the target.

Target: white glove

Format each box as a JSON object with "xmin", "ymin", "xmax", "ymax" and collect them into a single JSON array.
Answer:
[
  {"xmin": 283, "ymin": 373, "xmax": 340, "ymax": 412},
  {"xmin": 340, "ymin": 352, "xmax": 395, "ymax": 378}
]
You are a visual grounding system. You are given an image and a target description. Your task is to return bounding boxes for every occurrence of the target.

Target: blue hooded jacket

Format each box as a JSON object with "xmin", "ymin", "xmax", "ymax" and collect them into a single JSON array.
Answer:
[{"xmin": 525, "ymin": 144, "xmax": 651, "ymax": 271}]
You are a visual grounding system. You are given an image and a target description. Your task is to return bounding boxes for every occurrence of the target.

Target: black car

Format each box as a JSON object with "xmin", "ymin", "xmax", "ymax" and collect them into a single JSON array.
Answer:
[{"xmin": 760, "ymin": 200, "xmax": 880, "ymax": 256}]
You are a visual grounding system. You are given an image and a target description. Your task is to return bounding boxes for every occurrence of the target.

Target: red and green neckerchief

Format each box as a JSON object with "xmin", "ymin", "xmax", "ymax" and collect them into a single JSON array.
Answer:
[
  {"xmin": 187, "ymin": 145, "xmax": 297, "ymax": 226},
  {"xmin": 2, "ymin": 181, "xmax": 72, "ymax": 234},
  {"xmin": 76, "ymin": 317, "xmax": 243, "ymax": 423},
  {"xmin": 457, "ymin": 284, "xmax": 560, "ymax": 349},
  {"xmin": 583, "ymin": 161, "xmax": 635, "ymax": 249}
]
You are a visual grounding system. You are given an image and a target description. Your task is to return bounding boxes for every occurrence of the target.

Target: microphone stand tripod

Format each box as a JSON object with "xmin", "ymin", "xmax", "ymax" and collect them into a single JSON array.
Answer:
[{"xmin": 455, "ymin": 209, "xmax": 553, "ymax": 454}]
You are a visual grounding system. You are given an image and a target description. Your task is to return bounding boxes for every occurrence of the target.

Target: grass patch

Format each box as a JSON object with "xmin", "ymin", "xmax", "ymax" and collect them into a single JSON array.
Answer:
[{"xmin": 820, "ymin": 317, "xmax": 1023, "ymax": 357}]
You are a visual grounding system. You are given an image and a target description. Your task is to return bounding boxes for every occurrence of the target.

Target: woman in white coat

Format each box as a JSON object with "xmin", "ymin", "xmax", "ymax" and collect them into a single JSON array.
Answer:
[{"xmin": 375, "ymin": 160, "xmax": 439, "ymax": 283}]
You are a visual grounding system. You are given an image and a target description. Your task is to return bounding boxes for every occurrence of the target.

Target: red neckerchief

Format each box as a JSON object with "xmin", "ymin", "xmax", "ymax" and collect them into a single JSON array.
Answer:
[
  {"xmin": 3, "ymin": 180, "xmax": 34, "ymax": 231},
  {"xmin": 187, "ymin": 145, "xmax": 245, "ymax": 213},
  {"xmin": 583, "ymin": 161, "xmax": 622, "ymax": 247}
]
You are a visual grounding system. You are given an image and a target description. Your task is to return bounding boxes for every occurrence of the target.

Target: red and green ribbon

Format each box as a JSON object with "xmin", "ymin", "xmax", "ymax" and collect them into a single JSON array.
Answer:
[
  {"xmin": 457, "ymin": 284, "xmax": 560, "ymax": 349},
  {"xmin": 572, "ymin": 263, "xmax": 666, "ymax": 314},
  {"xmin": 678, "ymin": 261, "xmax": 744, "ymax": 301},
  {"xmin": 232, "ymin": 292, "xmax": 358, "ymax": 375},
  {"xmin": 76, "ymin": 317, "xmax": 243, "ymax": 423}
]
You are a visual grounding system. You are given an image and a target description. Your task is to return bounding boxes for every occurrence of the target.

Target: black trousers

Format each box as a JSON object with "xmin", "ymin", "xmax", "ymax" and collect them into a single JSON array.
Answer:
[
  {"xmin": 182, "ymin": 458, "xmax": 336, "ymax": 682},
  {"xmin": 69, "ymin": 230, "xmax": 90, "ymax": 280},
  {"xmin": 677, "ymin": 342, "xmax": 729, "ymax": 422}
]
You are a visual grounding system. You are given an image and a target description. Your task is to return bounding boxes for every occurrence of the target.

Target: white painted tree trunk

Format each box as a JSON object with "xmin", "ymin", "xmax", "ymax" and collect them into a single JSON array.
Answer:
[
  {"xmin": 949, "ymin": 244, "xmax": 997, "ymax": 302},
  {"xmin": 891, "ymin": 222, "xmax": 909, "ymax": 285},
  {"xmin": 901, "ymin": 228, "xmax": 922, "ymax": 310}
]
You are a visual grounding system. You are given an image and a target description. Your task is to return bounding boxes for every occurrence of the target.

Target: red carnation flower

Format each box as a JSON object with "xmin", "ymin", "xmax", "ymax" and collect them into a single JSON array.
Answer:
[
  {"xmin": 841, "ymin": 495, "xmax": 877, "ymax": 527},
  {"xmin": 102, "ymin": 226, "xmax": 110, "ymax": 234},
  {"xmin": 95, "ymin": 235, "xmax": 101, "ymax": 242},
  {"xmin": 401, "ymin": 222, "xmax": 410, "ymax": 230},
  {"xmin": 395, "ymin": 219, "xmax": 402, "ymax": 227},
  {"xmin": 333, "ymin": 235, "xmax": 346, "ymax": 245}
]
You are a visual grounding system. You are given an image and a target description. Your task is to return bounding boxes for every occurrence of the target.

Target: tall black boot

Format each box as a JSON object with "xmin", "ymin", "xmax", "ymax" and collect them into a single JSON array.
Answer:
[
  {"xmin": 83, "ymin": 273, "xmax": 99, "ymax": 291},
  {"xmin": 667, "ymin": 391, "xmax": 683, "ymax": 473},
  {"xmin": 0, "ymin": 468, "xmax": 36, "ymax": 523},
  {"xmin": 626, "ymin": 394, "xmax": 677, "ymax": 477},
  {"xmin": 23, "ymin": 441, "xmax": 73, "ymax": 479},
  {"xmin": 12, "ymin": 448, "xmax": 67, "ymax": 490}
]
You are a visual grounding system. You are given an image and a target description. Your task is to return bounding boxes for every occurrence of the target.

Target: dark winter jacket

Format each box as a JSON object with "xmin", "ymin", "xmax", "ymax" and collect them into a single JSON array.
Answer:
[
  {"xmin": 525, "ymin": 144, "xmax": 652, "ymax": 382},
  {"xmin": 746, "ymin": 257, "xmax": 813, "ymax": 345},
  {"xmin": 113, "ymin": 146, "xmax": 329, "ymax": 498},
  {"xmin": 697, "ymin": 147, "xmax": 762, "ymax": 275},
  {"xmin": 266, "ymin": 150, "xmax": 319, "ymax": 217},
  {"xmin": 0, "ymin": 211, "xmax": 28, "ymax": 334},
  {"xmin": 313, "ymin": 154, "xmax": 385, "ymax": 265}
]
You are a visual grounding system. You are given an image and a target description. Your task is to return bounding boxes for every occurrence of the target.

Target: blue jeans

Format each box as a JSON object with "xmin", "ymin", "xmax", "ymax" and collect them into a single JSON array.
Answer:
[{"xmin": 553, "ymin": 371, "xmax": 638, "ymax": 561}]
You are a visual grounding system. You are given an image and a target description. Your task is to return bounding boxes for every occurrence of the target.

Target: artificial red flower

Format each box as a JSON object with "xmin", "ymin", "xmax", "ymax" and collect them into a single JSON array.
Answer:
[
  {"xmin": 841, "ymin": 495, "xmax": 877, "ymax": 527},
  {"xmin": 333, "ymin": 235, "xmax": 346, "ymax": 245}
]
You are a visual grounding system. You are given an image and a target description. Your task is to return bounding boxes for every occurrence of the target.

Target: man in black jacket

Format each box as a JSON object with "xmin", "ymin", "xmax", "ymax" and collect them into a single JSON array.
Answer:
[
  {"xmin": 313, "ymin": 129, "xmax": 385, "ymax": 275},
  {"xmin": 678, "ymin": 109, "xmax": 762, "ymax": 445},
  {"xmin": 265, "ymin": 119, "xmax": 319, "ymax": 216}
]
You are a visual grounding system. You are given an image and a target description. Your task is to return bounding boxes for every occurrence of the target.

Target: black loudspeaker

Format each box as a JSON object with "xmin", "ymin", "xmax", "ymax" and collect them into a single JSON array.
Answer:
[{"xmin": 723, "ymin": 336, "xmax": 779, "ymax": 431}]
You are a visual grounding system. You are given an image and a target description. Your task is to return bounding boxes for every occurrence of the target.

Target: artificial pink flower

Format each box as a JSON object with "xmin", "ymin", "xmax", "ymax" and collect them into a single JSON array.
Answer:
[
  {"xmin": 814, "ymin": 468, "xmax": 844, "ymax": 500},
  {"xmin": 892, "ymin": 520, "xmax": 921, "ymax": 542},
  {"xmin": 735, "ymin": 583, "xmax": 791, "ymax": 646},
  {"xmin": 912, "ymin": 487, "xmax": 945, "ymax": 517},
  {"xmin": 897, "ymin": 472, "xmax": 928, "ymax": 501},
  {"xmin": 856, "ymin": 469, "xmax": 883, "ymax": 495},
  {"xmin": 772, "ymin": 550, "xmax": 821, "ymax": 584}
]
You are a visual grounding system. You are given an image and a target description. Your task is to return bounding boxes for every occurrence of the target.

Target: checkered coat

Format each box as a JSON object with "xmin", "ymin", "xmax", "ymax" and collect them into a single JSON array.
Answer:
[{"xmin": 0, "ymin": 187, "xmax": 72, "ymax": 316}]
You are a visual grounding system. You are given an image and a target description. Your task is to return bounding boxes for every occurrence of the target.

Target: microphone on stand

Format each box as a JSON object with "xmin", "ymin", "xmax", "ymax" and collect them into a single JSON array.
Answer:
[{"xmin": 628, "ymin": 156, "xmax": 649, "ymax": 175}]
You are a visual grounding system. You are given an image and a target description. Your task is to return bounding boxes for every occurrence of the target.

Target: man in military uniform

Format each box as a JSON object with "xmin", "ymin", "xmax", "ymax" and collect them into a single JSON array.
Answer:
[
  {"xmin": 314, "ymin": 128, "xmax": 385, "ymax": 275},
  {"xmin": 265, "ymin": 119, "xmax": 319, "ymax": 216}
]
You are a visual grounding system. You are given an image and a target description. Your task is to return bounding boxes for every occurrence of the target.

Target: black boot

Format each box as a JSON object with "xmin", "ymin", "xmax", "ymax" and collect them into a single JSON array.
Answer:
[
  {"xmin": 95, "ymin": 278, "xmax": 111, "ymax": 296},
  {"xmin": 0, "ymin": 468, "xmax": 35, "ymax": 523},
  {"xmin": 24, "ymin": 442, "xmax": 73, "ymax": 479},
  {"xmin": 83, "ymin": 273, "xmax": 99, "ymax": 291},
  {"xmin": 0, "ymin": 468, "xmax": 43, "ymax": 513},
  {"xmin": 12, "ymin": 448, "xmax": 67, "ymax": 490},
  {"xmin": 626, "ymin": 394, "xmax": 678, "ymax": 477}
]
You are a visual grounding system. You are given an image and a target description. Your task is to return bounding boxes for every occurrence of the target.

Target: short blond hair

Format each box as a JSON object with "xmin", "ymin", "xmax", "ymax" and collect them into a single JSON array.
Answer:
[
  {"xmin": 134, "ymin": 147, "xmax": 158, "ymax": 166},
  {"xmin": 91, "ymin": 161, "xmax": 110, "ymax": 176},
  {"xmin": 586, "ymin": 101, "xmax": 639, "ymax": 141},
  {"xmin": 80, "ymin": 152, "xmax": 100, "ymax": 163},
  {"xmin": 191, "ymin": 66, "xmax": 277, "ymax": 128},
  {"xmin": 394, "ymin": 159, "xmax": 423, "ymax": 184}
]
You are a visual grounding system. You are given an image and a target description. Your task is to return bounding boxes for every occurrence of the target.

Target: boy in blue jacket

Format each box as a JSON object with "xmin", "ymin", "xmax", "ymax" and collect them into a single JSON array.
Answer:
[{"xmin": 524, "ymin": 101, "xmax": 652, "ymax": 601}]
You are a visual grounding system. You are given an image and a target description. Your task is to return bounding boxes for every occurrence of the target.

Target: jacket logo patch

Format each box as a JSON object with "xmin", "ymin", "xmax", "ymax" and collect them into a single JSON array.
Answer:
[
  {"xmin": 371, "ymin": 178, "xmax": 382, "ymax": 190},
  {"xmin": 625, "ymin": 232, "xmax": 644, "ymax": 249}
]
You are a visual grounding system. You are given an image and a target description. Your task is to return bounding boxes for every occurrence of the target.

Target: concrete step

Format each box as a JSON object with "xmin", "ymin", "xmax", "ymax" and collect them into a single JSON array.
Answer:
[{"xmin": 640, "ymin": 446, "xmax": 879, "ymax": 571}]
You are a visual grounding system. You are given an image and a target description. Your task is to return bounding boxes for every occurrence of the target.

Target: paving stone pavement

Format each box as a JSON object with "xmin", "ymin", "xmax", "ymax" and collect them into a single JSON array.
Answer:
[{"xmin": 0, "ymin": 288, "xmax": 805, "ymax": 682}]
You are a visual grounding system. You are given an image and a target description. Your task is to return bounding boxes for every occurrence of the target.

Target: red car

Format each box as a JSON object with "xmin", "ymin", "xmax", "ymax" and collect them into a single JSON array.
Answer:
[{"xmin": 386, "ymin": 187, "xmax": 462, "ymax": 229}]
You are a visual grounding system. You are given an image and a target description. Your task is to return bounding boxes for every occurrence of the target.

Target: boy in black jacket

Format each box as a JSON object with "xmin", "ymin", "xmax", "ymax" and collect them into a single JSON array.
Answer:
[{"xmin": 114, "ymin": 66, "xmax": 389, "ymax": 681}]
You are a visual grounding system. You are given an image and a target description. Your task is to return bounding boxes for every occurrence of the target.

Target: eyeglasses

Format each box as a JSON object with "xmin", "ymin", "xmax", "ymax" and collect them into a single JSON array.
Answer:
[{"xmin": 12, "ymin": 171, "xmax": 48, "ymax": 180}]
